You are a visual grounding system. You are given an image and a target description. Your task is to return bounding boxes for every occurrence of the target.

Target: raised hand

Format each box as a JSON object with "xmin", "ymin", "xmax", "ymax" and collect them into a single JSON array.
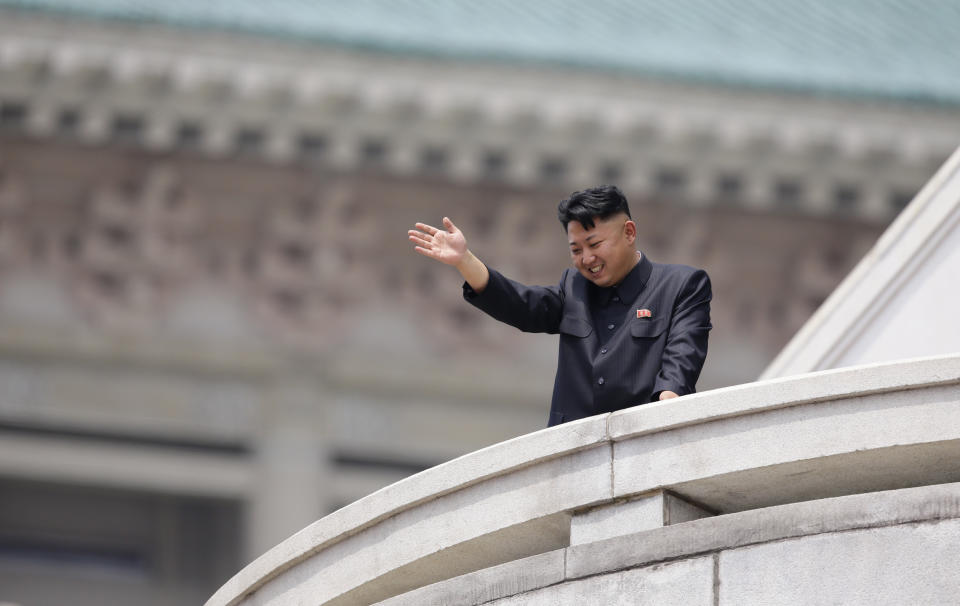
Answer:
[{"xmin": 408, "ymin": 217, "xmax": 468, "ymax": 266}]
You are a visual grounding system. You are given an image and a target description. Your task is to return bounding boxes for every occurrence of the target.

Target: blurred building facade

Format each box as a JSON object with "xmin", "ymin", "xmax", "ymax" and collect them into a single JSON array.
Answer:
[{"xmin": 0, "ymin": 2, "xmax": 958, "ymax": 604}]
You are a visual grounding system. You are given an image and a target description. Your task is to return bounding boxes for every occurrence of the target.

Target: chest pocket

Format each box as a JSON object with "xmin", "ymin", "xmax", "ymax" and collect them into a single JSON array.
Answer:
[
  {"xmin": 630, "ymin": 318, "xmax": 668, "ymax": 339},
  {"xmin": 558, "ymin": 316, "xmax": 592, "ymax": 338}
]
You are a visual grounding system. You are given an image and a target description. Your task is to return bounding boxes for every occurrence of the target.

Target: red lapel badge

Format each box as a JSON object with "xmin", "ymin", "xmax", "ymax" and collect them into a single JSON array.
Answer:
[{"xmin": 637, "ymin": 309, "xmax": 652, "ymax": 319}]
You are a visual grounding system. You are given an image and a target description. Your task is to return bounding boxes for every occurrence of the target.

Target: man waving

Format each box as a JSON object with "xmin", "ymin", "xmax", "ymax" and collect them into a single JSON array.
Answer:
[{"xmin": 409, "ymin": 185, "xmax": 712, "ymax": 426}]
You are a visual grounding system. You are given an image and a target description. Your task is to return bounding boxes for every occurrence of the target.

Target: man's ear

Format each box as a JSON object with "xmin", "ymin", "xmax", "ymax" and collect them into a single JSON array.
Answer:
[{"xmin": 623, "ymin": 220, "xmax": 637, "ymax": 243}]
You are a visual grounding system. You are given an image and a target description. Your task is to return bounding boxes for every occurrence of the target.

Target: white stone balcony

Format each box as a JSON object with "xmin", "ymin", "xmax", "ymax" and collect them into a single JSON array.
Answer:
[{"xmin": 207, "ymin": 353, "xmax": 960, "ymax": 605}]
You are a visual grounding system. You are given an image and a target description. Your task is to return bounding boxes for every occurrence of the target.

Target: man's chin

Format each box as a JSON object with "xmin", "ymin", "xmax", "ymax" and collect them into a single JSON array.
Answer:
[{"xmin": 582, "ymin": 271, "xmax": 609, "ymax": 286}]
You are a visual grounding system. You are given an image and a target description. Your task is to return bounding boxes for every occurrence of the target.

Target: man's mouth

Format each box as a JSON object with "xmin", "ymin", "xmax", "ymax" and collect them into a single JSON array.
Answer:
[{"xmin": 589, "ymin": 264, "xmax": 603, "ymax": 275}]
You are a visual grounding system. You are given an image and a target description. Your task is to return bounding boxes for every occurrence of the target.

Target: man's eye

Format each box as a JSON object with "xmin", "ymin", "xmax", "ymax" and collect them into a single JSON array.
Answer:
[{"xmin": 590, "ymin": 242, "xmax": 601, "ymax": 248}]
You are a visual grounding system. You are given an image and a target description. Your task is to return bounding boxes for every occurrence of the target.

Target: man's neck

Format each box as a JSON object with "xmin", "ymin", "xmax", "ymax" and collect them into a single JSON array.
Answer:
[{"xmin": 612, "ymin": 251, "xmax": 641, "ymax": 288}]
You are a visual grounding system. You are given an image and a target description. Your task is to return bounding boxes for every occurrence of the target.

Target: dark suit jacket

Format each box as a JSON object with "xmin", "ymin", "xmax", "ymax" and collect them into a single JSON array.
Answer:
[{"xmin": 464, "ymin": 253, "xmax": 712, "ymax": 426}]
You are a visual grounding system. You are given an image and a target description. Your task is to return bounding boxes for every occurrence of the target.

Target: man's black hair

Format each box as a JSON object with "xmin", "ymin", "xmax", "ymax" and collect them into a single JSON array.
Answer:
[{"xmin": 557, "ymin": 185, "xmax": 632, "ymax": 231}]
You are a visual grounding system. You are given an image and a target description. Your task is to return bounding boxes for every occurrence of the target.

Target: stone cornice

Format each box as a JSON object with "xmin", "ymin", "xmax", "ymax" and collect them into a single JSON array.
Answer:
[{"xmin": 1, "ymin": 9, "xmax": 957, "ymax": 220}]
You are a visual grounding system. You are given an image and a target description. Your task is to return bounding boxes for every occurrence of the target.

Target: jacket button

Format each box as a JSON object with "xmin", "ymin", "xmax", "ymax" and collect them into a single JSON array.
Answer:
[
  {"xmin": 600, "ymin": 348, "xmax": 608, "ymax": 354},
  {"xmin": 598, "ymin": 377, "xmax": 605, "ymax": 385},
  {"xmin": 606, "ymin": 323, "xmax": 615, "ymax": 330}
]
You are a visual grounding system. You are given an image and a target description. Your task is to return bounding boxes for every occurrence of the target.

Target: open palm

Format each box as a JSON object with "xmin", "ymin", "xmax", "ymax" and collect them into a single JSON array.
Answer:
[{"xmin": 408, "ymin": 217, "xmax": 468, "ymax": 266}]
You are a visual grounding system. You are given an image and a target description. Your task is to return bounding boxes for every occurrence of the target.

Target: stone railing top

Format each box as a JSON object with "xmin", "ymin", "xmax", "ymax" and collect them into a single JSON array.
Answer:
[
  {"xmin": 208, "ymin": 352, "xmax": 960, "ymax": 606},
  {"xmin": 611, "ymin": 351, "xmax": 960, "ymax": 439},
  {"xmin": 209, "ymin": 412, "xmax": 610, "ymax": 605}
]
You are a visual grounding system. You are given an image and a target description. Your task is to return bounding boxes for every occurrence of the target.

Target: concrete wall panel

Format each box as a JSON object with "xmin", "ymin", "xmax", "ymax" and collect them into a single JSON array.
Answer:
[
  {"xmin": 719, "ymin": 518, "xmax": 960, "ymax": 605},
  {"xmin": 493, "ymin": 557, "xmax": 714, "ymax": 606}
]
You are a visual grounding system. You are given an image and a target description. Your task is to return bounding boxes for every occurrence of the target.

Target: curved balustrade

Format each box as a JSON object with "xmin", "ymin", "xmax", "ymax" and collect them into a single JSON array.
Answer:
[{"xmin": 208, "ymin": 353, "xmax": 960, "ymax": 606}]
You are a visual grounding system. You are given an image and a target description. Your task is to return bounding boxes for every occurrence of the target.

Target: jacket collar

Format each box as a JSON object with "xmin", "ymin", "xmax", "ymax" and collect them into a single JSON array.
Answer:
[{"xmin": 592, "ymin": 251, "xmax": 650, "ymax": 304}]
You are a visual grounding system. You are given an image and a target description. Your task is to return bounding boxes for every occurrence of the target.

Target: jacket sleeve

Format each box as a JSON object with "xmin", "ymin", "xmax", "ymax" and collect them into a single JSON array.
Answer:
[
  {"xmin": 463, "ymin": 267, "xmax": 565, "ymax": 334},
  {"xmin": 652, "ymin": 269, "xmax": 712, "ymax": 398}
]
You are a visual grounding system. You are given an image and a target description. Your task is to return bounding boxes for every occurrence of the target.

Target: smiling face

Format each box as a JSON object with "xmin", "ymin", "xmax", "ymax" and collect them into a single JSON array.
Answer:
[{"xmin": 567, "ymin": 213, "xmax": 639, "ymax": 287}]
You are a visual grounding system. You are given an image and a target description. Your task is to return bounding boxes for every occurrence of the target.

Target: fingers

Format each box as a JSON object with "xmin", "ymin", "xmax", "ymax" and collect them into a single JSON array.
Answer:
[
  {"xmin": 414, "ymin": 222, "xmax": 439, "ymax": 236},
  {"xmin": 409, "ymin": 218, "xmax": 458, "ymax": 262},
  {"xmin": 412, "ymin": 218, "xmax": 458, "ymax": 236},
  {"xmin": 407, "ymin": 230, "xmax": 434, "ymax": 247}
]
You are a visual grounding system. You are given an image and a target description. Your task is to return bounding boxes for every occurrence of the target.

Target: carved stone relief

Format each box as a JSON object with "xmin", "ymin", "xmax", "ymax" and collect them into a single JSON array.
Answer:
[{"xmin": 0, "ymin": 137, "xmax": 885, "ymax": 385}]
